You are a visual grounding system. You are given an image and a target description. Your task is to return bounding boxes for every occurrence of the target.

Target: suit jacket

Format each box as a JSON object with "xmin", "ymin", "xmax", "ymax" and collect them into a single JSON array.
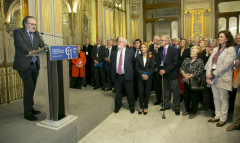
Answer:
[
  {"xmin": 149, "ymin": 44, "xmax": 156, "ymax": 55},
  {"xmin": 91, "ymin": 45, "xmax": 106, "ymax": 64},
  {"xmin": 135, "ymin": 54, "xmax": 155, "ymax": 78},
  {"xmin": 105, "ymin": 46, "xmax": 117, "ymax": 69},
  {"xmin": 157, "ymin": 45, "xmax": 179, "ymax": 80},
  {"xmin": 111, "ymin": 48, "xmax": 135, "ymax": 82},
  {"xmin": 178, "ymin": 48, "xmax": 190, "ymax": 70},
  {"xmin": 13, "ymin": 28, "xmax": 45, "ymax": 72},
  {"xmin": 206, "ymin": 46, "xmax": 236, "ymax": 91},
  {"xmin": 83, "ymin": 44, "xmax": 93, "ymax": 64}
]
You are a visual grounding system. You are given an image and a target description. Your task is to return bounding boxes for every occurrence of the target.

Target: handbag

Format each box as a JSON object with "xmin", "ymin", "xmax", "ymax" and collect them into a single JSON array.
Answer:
[{"xmin": 189, "ymin": 77, "xmax": 204, "ymax": 91}]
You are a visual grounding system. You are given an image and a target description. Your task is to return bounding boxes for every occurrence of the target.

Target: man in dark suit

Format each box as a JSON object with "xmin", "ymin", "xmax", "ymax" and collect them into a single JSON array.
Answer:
[
  {"xmin": 157, "ymin": 35, "xmax": 180, "ymax": 115},
  {"xmin": 13, "ymin": 16, "xmax": 44, "ymax": 121},
  {"xmin": 104, "ymin": 40, "xmax": 117, "ymax": 91},
  {"xmin": 82, "ymin": 38, "xmax": 93, "ymax": 86},
  {"xmin": 174, "ymin": 38, "xmax": 180, "ymax": 49},
  {"xmin": 111, "ymin": 37, "xmax": 135, "ymax": 114},
  {"xmin": 133, "ymin": 39, "xmax": 142, "ymax": 101},
  {"xmin": 91, "ymin": 37, "xmax": 106, "ymax": 90},
  {"xmin": 149, "ymin": 36, "xmax": 159, "ymax": 55}
]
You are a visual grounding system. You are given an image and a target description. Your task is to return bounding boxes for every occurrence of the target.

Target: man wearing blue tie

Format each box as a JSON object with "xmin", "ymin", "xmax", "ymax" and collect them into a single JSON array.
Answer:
[{"xmin": 13, "ymin": 16, "xmax": 45, "ymax": 121}]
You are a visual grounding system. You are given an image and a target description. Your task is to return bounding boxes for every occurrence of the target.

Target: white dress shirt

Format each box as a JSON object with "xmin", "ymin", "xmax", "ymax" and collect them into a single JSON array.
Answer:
[
  {"xmin": 108, "ymin": 47, "xmax": 112, "ymax": 58},
  {"xmin": 143, "ymin": 57, "xmax": 146, "ymax": 67},
  {"xmin": 116, "ymin": 47, "xmax": 126, "ymax": 74}
]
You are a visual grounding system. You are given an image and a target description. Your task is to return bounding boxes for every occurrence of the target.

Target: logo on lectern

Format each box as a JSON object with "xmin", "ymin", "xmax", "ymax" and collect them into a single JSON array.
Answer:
[{"xmin": 65, "ymin": 47, "xmax": 72, "ymax": 59}]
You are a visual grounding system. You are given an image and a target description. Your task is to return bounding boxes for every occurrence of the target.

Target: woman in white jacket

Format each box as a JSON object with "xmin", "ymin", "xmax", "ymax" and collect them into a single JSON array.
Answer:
[{"xmin": 206, "ymin": 30, "xmax": 236, "ymax": 127}]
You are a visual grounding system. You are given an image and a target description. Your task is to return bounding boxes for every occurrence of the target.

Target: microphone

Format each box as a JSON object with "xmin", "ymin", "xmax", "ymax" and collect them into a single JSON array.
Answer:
[{"xmin": 40, "ymin": 32, "xmax": 69, "ymax": 45}]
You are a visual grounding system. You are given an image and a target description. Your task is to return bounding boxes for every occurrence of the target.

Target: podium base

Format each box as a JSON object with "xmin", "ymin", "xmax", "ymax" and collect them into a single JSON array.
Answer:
[{"xmin": 36, "ymin": 115, "xmax": 77, "ymax": 130}]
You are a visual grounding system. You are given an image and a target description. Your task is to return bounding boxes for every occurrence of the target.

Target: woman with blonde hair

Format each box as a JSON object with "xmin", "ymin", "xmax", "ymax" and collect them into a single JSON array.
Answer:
[
  {"xmin": 180, "ymin": 46, "xmax": 204, "ymax": 119},
  {"xmin": 135, "ymin": 42, "xmax": 155, "ymax": 115}
]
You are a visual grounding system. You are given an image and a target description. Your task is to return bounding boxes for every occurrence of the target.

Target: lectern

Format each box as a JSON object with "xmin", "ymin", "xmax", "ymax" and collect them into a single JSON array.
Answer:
[{"xmin": 27, "ymin": 45, "xmax": 78, "ymax": 130}]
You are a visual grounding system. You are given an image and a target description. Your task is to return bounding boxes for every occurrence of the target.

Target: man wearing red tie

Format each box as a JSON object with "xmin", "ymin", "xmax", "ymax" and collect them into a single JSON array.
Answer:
[{"xmin": 111, "ymin": 37, "xmax": 135, "ymax": 114}]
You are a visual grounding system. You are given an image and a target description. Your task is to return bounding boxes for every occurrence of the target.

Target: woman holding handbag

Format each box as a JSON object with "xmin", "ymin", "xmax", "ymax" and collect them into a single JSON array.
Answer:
[
  {"xmin": 70, "ymin": 44, "xmax": 87, "ymax": 89},
  {"xmin": 180, "ymin": 46, "xmax": 204, "ymax": 119},
  {"xmin": 206, "ymin": 30, "xmax": 236, "ymax": 127}
]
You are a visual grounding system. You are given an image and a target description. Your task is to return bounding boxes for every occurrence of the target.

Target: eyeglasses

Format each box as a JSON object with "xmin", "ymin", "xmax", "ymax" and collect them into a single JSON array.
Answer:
[
  {"xmin": 118, "ymin": 41, "xmax": 124, "ymax": 43},
  {"xmin": 160, "ymin": 40, "xmax": 166, "ymax": 42},
  {"xmin": 27, "ymin": 23, "xmax": 37, "ymax": 26}
]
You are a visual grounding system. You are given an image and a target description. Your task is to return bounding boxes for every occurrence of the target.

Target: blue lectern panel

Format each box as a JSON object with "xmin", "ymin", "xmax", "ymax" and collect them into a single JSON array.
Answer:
[{"xmin": 49, "ymin": 46, "xmax": 78, "ymax": 61}]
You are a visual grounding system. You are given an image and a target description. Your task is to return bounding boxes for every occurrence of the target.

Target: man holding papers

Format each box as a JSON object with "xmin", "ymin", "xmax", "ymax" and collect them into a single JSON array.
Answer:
[{"xmin": 91, "ymin": 37, "xmax": 106, "ymax": 90}]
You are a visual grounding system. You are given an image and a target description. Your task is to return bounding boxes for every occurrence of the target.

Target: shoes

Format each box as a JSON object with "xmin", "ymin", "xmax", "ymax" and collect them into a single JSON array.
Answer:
[
  {"xmin": 84, "ymin": 85, "xmax": 87, "ymax": 87},
  {"xmin": 32, "ymin": 109, "xmax": 41, "ymax": 115},
  {"xmin": 175, "ymin": 109, "xmax": 180, "ymax": 115},
  {"xmin": 216, "ymin": 121, "xmax": 225, "ymax": 127},
  {"xmin": 112, "ymin": 89, "xmax": 115, "ymax": 92},
  {"xmin": 143, "ymin": 108, "xmax": 148, "ymax": 115},
  {"xmin": 105, "ymin": 88, "xmax": 112, "ymax": 91},
  {"xmin": 102, "ymin": 87, "xmax": 106, "ymax": 91},
  {"xmin": 138, "ymin": 109, "xmax": 143, "ymax": 114},
  {"xmin": 188, "ymin": 114, "xmax": 196, "ymax": 119},
  {"xmin": 92, "ymin": 84, "xmax": 96, "ymax": 87},
  {"xmin": 93, "ymin": 86, "xmax": 100, "ymax": 90},
  {"xmin": 160, "ymin": 107, "xmax": 170, "ymax": 111},
  {"xmin": 182, "ymin": 111, "xmax": 190, "ymax": 116},
  {"xmin": 208, "ymin": 118, "xmax": 220, "ymax": 123},
  {"xmin": 226, "ymin": 124, "xmax": 240, "ymax": 131},
  {"xmin": 114, "ymin": 108, "xmax": 120, "ymax": 113},
  {"xmin": 154, "ymin": 101, "xmax": 161, "ymax": 105},
  {"xmin": 24, "ymin": 114, "xmax": 38, "ymax": 121},
  {"xmin": 198, "ymin": 106, "xmax": 208, "ymax": 111},
  {"xmin": 130, "ymin": 107, "xmax": 135, "ymax": 114}
]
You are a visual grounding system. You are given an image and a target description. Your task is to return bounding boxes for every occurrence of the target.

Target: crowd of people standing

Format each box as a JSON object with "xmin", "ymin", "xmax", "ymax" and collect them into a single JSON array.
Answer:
[{"xmin": 70, "ymin": 30, "xmax": 240, "ymax": 132}]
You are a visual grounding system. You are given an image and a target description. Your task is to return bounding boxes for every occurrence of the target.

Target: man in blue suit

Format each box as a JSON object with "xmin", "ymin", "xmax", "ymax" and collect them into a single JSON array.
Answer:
[{"xmin": 13, "ymin": 16, "xmax": 45, "ymax": 121}]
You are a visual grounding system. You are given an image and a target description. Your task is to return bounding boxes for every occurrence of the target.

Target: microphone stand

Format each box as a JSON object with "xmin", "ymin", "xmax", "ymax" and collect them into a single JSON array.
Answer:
[{"xmin": 40, "ymin": 32, "xmax": 69, "ymax": 45}]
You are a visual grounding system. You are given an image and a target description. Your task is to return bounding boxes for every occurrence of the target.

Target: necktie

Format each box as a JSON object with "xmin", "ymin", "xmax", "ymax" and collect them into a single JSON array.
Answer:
[
  {"xmin": 85, "ymin": 45, "xmax": 88, "ymax": 51},
  {"xmin": 154, "ymin": 45, "xmax": 156, "ymax": 51},
  {"xmin": 236, "ymin": 46, "xmax": 240, "ymax": 56},
  {"xmin": 29, "ymin": 32, "xmax": 36, "ymax": 63},
  {"xmin": 136, "ymin": 50, "xmax": 139, "ymax": 56},
  {"xmin": 97, "ymin": 45, "xmax": 99, "ymax": 52},
  {"xmin": 163, "ymin": 48, "xmax": 167, "ymax": 63},
  {"xmin": 118, "ymin": 51, "xmax": 122, "ymax": 75}
]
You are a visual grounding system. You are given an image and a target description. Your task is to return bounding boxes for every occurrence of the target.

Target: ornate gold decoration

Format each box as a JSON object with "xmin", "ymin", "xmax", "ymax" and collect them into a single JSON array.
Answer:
[
  {"xmin": 184, "ymin": 10, "xmax": 192, "ymax": 15},
  {"xmin": 8, "ymin": 74, "xmax": 14, "ymax": 101},
  {"xmin": 1, "ymin": 76, "xmax": 6, "ymax": 103},
  {"xmin": 192, "ymin": 10, "xmax": 203, "ymax": 38}
]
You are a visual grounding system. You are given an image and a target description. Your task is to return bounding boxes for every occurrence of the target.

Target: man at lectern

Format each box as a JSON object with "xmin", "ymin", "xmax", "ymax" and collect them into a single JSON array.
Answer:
[{"xmin": 13, "ymin": 16, "xmax": 45, "ymax": 121}]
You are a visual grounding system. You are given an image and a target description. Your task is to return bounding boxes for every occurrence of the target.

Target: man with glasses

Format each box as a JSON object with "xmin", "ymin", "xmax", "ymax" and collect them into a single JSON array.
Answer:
[
  {"xmin": 13, "ymin": 16, "xmax": 45, "ymax": 121},
  {"xmin": 111, "ymin": 37, "xmax": 135, "ymax": 114},
  {"xmin": 157, "ymin": 35, "xmax": 180, "ymax": 115}
]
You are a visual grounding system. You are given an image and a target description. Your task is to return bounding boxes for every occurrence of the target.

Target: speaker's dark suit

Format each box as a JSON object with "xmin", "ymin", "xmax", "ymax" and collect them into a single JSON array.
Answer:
[
  {"xmin": 91, "ymin": 45, "xmax": 106, "ymax": 88},
  {"xmin": 83, "ymin": 44, "xmax": 93, "ymax": 85},
  {"xmin": 135, "ymin": 54, "xmax": 155, "ymax": 109},
  {"xmin": 105, "ymin": 46, "xmax": 117, "ymax": 89},
  {"xmin": 157, "ymin": 45, "xmax": 180, "ymax": 109},
  {"xmin": 111, "ymin": 48, "xmax": 135, "ymax": 108},
  {"xmin": 13, "ymin": 28, "xmax": 44, "ymax": 116}
]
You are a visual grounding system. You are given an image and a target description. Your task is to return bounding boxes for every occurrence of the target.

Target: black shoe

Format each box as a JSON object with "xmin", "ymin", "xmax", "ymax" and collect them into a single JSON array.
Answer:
[
  {"xmin": 92, "ymin": 84, "xmax": 96, "ymax": 87},
  {"xmin": 84, "ymin": 85, "xmax": 87, "ymax": 87},
  {"xmin": 130, "ymin": 107, "xmax": 135, "ymax": 114},
  {"xmin": 154, "ymin": 101, "xmax": 161, "ymax": 105},
  {"xmin": 138, "ymin": 109, "xmax": 143, "ymax": 114},
  {"xmin": 112, "ymin": 89, "xmax": 115, "ymax": 92},
  {"xmin": 24, "ymin": 114, "xmax": 38, "ymax": 121},
  {"xmin": 105, "ymin": 88, "xmax": 112, "ymax": 91},
  {"xmin": 160, "ymin": 107, "xmax": 170, "ymax": 111},
  {"xmin": 175, "ymin": 109, "xmax": 180, "ymax": 115},
  {"xmin": 93, "ymin": 86, "xmax": 100, "ymax": 90},
  {"xmin": 32, "ymin": 109, "xmax": 41, "ymax": 114},
  {"xmin": 114, "ymin": 108, "xmax": 120, "ymax": 113},
  {"xmin": 143, "ymin": 108, "xmax": 148, "ymax": 115}
]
